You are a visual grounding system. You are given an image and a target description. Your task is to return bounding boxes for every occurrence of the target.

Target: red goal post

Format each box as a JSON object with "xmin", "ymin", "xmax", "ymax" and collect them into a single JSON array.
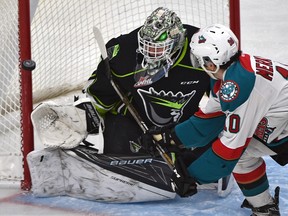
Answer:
[{"xmin": 0, "ymin": 0, "xmax": 240, "ymax": 190}]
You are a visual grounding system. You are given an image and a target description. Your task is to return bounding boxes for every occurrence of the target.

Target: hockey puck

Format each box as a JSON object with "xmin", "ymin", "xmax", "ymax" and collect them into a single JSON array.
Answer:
[{"xmin": 22, "ymin": 60, "xmax": 36, "ymax": 71}]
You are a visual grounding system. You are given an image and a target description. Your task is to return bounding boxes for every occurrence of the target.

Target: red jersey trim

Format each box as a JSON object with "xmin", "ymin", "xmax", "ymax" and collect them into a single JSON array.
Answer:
[
  {"xmin": 213, "ymin": 80, "xmax": 222, "ymax": 95},
  {"xmin": 239, "ymin": 53, "xmax": 254, "ymax": 72},
  {"xmin": 194, "ymin": 109, "xmax": 225, "ymax": 119},
  {"xmin": 212, "ymin": 137, "xmax": 251, "ymax": 160}
]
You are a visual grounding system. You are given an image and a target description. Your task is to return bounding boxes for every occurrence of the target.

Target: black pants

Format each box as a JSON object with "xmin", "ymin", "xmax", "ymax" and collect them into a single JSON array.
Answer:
[
  {"xmin": 269, "ymin": 138, "xmax": 288, "ymax": 166},
  {"xmin": 103, "ymin": 113, "xmax": 144, "ymax": 155}
]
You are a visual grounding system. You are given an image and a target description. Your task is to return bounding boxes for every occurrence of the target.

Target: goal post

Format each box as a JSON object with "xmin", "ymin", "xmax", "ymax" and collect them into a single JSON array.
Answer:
[
  {"xmin": 229, "ymin": 0, "xmax": 241, "ymax": 47},
  {"xmin": 19, "ymin": 0, "xmax": 35, "ymax": 191},
  {"xmin": 0, "ymin": 0, "xmax": 240, "ymax": 190}
]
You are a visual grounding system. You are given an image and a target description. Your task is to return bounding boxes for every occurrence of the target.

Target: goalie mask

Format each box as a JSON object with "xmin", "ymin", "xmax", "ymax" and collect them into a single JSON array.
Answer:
[
  {"xmin": 190, "ymin": 24, "xmax": 239, "ymax": 79},
  {"xmin": 134, "ymin": 7, "xmax": 186, "ymax": 87}
]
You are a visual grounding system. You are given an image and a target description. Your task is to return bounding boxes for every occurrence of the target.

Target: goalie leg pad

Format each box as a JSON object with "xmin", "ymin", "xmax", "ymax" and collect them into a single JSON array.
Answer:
[
  {"xmin": 28, "ymin": 147, "xmax": 176, "ymax": 203},
  {"xmin": 27, "ymin": 149, "xmax": 66, "ymax": 196},
  {"xmin": 61, "ymin": 149, "xmax": 176, "ymax": 203}
]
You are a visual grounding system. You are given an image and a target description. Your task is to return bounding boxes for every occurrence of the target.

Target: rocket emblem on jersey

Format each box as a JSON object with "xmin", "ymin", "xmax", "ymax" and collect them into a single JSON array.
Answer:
[
  {"xmin": 220, "ymin": 80, "xmax": 239, "ymax": 102},
  {"xmin": 137, "ymin": 87, "xmax": 196, "ymax": 126},
  {"xmin": 254, "ymin": 117, "xmax": 276, "ymax": 143}
]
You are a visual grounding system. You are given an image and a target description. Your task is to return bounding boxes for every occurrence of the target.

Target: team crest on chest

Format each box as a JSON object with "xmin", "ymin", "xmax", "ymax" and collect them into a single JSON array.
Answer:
[
  {"xmin": 220, "ymin": 80, "xmax": 239, "ymax": 102},
  {"xmin": 137, "ymin": 87, "xmax": 196, "ymax": 126}
]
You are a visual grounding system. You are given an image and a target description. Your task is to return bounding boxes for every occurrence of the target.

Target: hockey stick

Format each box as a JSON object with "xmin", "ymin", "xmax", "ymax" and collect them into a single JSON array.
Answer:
[{"xmin": 92, "ymin": 26, "xmax": 175, "ymax": 171}]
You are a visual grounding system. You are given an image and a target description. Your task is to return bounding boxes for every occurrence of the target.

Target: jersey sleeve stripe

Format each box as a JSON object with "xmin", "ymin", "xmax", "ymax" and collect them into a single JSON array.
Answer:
[
  {"xmin": 194, "ymin": 109, "xmax": 225, "ymax": 119},
  {"xmin": 212, "ymin": 137, "xmax": 251, "ymax": 160}
]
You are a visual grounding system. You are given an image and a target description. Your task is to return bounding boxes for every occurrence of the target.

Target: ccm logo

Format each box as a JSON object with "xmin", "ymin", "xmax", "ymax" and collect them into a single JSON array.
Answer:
[{"xmin": 180, "ymin": 80, "xmax": 199, "ymax": 85}]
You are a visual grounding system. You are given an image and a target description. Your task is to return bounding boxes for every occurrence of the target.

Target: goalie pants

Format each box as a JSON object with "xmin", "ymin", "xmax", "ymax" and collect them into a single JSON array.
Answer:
[{"xmin": 103, "ymin": 113, "xmax": 144, "ymax": 155}]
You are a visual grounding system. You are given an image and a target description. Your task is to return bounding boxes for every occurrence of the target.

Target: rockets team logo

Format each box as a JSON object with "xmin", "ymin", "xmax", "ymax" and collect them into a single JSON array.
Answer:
[
  {"xmin": 227, "ymin": 37, "xmax": 235, "ymax": 46},
  {"xmin": 220, "ymin": 80, "xmax": 239, "ymax": 102}
]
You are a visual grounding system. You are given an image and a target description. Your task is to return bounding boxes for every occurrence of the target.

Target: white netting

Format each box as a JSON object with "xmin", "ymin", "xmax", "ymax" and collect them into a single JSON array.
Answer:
[
  {"xmin": 0, "ymin": 0, "xmax": 22, "ymax": 184},
  {"xmin": 0, "ymin": 0, "xmax": 233, "ymax": 185},
  {"xmin": 31, "ymin": 0, "xmax": 230, "ymax": 103}
]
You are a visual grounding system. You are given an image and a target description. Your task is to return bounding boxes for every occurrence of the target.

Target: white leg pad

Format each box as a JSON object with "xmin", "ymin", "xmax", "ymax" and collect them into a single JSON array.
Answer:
[
  {"xmin": 61, "ymin": 150, "xmax": 176, "ymax": 203},
  {"xmin": 27, "ymin": 149, "xmax": 65, "ymax": 196},
  {"xmin": 28, "ymin": 148, "xmax": 176, "ymax": 203}
]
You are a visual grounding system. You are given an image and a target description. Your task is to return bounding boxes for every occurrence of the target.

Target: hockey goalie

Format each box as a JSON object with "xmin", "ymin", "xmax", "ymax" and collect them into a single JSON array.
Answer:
[
  {"xmin": 28, "ymin": 95, "xmax": 233, "ymax": 203},
  {"xmin": 28, "ymin": 7, "xmax": 234, "ymax": 203}
]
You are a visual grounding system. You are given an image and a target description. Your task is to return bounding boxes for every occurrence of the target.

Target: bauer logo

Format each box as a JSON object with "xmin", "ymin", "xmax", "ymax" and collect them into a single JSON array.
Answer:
[{"xmin": 110, "ymin": 158, "xmax": 153, "ymax": 166}]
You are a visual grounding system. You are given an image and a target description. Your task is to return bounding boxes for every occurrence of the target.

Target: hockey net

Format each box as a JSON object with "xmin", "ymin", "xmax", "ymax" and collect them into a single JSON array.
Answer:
[{"xmin": 0, "ymin": 0, "xmax": 240, "ymax": 189}]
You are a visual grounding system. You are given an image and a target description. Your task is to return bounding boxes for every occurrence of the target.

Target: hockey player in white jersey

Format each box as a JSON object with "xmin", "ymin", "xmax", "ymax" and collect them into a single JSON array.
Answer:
[{"xmin": 141, "ymin": 24, "xmax": 288, "ymax": 215}]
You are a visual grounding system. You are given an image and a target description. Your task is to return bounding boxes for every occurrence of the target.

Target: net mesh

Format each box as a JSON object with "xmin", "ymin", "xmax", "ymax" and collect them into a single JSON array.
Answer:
[{"xmin": 0, "ymin": 0, "xmax": 232, "ymax": 184}]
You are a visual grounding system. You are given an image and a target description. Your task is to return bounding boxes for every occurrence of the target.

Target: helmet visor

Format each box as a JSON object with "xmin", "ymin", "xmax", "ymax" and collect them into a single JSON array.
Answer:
[
  {"xmin": 190, "ymin": 52, "xmax": 219, "ymax": 79},
  {"xmin": 201, "ymin": 56, "xmax": 220, "ymax": 74}
]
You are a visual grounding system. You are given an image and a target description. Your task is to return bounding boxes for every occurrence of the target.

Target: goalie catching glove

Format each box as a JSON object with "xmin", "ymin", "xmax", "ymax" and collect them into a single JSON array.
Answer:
[
  {"xmin": 138, "ymin": 124, "xmax": 198, "ymax": 197},
  {"xmin": 31, "ymin": 97, "xmax": 104, "ymax": 149}
]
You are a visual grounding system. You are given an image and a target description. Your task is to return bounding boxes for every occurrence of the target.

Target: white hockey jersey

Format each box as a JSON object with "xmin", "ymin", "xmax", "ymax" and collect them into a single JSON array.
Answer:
[{"xmin": 174, "ymin": 53, "xmax": 288, "ymax": 184}]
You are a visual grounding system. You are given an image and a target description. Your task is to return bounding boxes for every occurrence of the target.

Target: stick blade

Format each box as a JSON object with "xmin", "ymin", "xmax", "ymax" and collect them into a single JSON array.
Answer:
[{"xmin": 93, "ymin": 26, "xmax": 108, "ymax": 59}]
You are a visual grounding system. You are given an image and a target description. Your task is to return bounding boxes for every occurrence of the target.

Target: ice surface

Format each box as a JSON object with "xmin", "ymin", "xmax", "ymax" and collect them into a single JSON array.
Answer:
[{"xmin": 1, "ymin": 0, "xmax": 288, "ymax": 215}]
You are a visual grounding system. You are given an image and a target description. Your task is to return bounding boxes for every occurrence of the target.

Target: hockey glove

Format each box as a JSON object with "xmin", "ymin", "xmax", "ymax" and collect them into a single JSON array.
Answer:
[
  {"xmin": 171, "ymin": 155, "xmax": 198, "ymax": 197},
  {"xmin": 138, "ymin": 123, "xmax": 181, "ymax": 156},
  {"xmin": 138, "ymin": 124, "xmax": 198, "ymax": 197},
  {"xmin": 74, "ymin": 96, "xmax": 105, "ymax": 135}
]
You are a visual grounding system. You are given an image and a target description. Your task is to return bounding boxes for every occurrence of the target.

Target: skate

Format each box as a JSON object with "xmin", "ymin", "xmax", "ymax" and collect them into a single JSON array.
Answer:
[{"xmin": 241, "ymin": 186, "xmax": 280, "ymax": 216}]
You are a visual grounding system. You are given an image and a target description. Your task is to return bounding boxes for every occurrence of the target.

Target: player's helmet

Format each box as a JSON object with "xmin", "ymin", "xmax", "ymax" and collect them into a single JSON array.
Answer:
[
  {"xmin": 190, "ymin": 24, "xmax": 239, "ymax": 79},
  {"xmin": 137, "ymin": 7, "xmax": 186, "ymax": 69}
]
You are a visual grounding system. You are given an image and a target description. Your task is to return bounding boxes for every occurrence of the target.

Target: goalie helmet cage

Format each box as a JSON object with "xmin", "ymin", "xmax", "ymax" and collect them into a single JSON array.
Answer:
[{"xmin": 0, "ymin": 0, "xmax": 240, "ymax": 190}]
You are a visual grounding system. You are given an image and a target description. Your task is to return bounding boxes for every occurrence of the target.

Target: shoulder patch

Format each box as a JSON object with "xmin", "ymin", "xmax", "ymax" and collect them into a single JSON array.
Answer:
[
  {"xmin": 112, "ymin": 44, "xmax": 120, "ymax": 58},
  {"xmin": 239, "ymin": 53, "xmax": 254, "ymax": 72},
  {"xmin": 219, "ymin": 80, "xmax": 239, "ymax": 102},
  {"xmin": 107, "ymin": 44, "xmax": 120, "ymax": 60},
  {"xmin": 220, "ymin": 61, "xmax": 255, "ymax": 112}
]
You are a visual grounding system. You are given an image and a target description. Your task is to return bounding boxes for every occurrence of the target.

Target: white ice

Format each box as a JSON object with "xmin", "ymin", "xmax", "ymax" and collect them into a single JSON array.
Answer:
[{"xmin": 1, "ymin": 0, "xmax": 288, "ymax": 215}]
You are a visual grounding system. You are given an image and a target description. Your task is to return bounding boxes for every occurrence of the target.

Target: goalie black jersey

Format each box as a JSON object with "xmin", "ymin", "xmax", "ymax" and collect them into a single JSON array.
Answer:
[{"xmin": 86, "ymin": 25, "xmax": 210, "ymax": 127}]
